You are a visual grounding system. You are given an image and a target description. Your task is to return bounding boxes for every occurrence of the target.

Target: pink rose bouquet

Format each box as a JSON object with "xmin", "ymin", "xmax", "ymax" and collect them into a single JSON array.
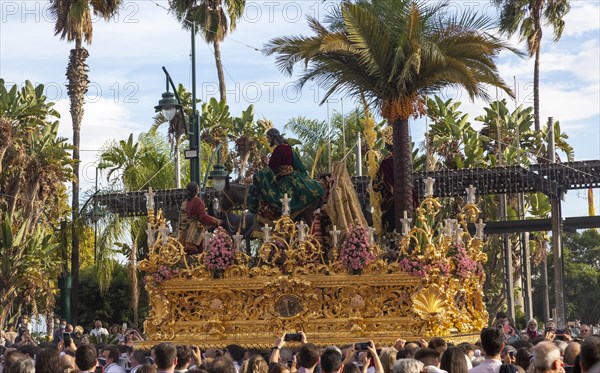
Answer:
[
  {"xmin": 339, "ymin": 224, "xmax": 375, "ymax": 271},
  {"xmin": 203, "ymin": 226, "xmax": 235, "ymax": 272}
]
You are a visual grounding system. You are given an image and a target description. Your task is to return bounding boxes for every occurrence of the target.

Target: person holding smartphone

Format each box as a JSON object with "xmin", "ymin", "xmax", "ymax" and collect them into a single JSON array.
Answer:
[{"xmin": 270, "ymin": 332, "xmax": 307, "ymax": 366}]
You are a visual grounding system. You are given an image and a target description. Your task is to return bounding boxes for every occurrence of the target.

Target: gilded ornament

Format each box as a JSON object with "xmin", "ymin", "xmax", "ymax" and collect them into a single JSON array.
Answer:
[{"xmin": 137, "ymin": 196, "xmax": 489, "ymax": 349}]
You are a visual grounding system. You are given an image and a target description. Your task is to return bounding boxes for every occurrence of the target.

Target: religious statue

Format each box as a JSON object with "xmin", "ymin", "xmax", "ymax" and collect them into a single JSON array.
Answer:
[
  {"xmin": 178, "ymin": 182, "xmax": 223, "ymax": 254},
  {"xmin": 247, "ymin": 128, "xmax": 324, "ymax": 222}
]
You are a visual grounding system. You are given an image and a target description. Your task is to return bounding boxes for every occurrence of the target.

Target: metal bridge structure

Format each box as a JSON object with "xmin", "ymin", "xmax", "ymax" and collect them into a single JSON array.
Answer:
[{"xmin": 93, "ymin": 160, "xmax": 600, "ymax": 230}]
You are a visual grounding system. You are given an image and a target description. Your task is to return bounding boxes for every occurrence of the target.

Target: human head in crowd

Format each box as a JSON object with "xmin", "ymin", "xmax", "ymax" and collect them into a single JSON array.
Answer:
[
  {"xmin": 155, "ymin": 342, "xmax": 178, "ymax": 371},
  {"xmin": 397, "ymin": 343, "xmax": 420, "ymax": 360},
  {"xmin": 109, "ymin": 324, "xmax": 120, "ymax": 336},
  {"xmin": 580, "ymin": 325, "xmax": 592, "ymax": 338},
  {"xmin": 60, "ymin": 352, "xmax": 76, "ymax": 373},
  {"xmin": 378, "ymin": 347, "xmax": 398, "ymax": 373},
  {"xmin": 268, "ymin": 362, "xmax": 291, "ymax": 373},
  {"xmin": 101, "ymin": 345, "xmax": 120, "ymax": 368},
  {"xmin": 130, "ymin": 349, "xmax": 148, "ymax": 370},
  {"xmin": 579, "ymin": 337, "xmax": 600, "ymax": 373},
  {"xmin": 480, "ymin": 327, "xmax": 504, "ymax": 358},
  {"xmin": 414, "ymin": 348, "xmax": 440, "ymax": 368},
  {"xmin": 457, "ymin": 343, "xmax": 475, "ymax": 361},
  {"xmin": 3, "ymin": 352, "xmax": 22, "ymax": 373},
  {"xmin": 320, "ymin": 349, "xmax": 343, "ymax": 373},
  {"xmin": 428, "ymin": 338, "xmax": 447, "ymax": 355},
  {"xmin": 297, "ymin": 343, "xmax": 320, "ymax": 370},
  {"xmin": 440, "ymin": 346, "xmax": 467, "ymax": 373},
  {"xmin": 176, "ymin": 345, "xmax": 193, "ymax": 370},
  {"xmin": 16, "ymin": 345, "xmax": 36, "ymax": 360},
  {"xmin": 205, "ymin": 348, "xmax": 222, "ymax": 363},
  {"xmin": 244, "ymin": 354, "xmax": 269, "ymax": 373},
  {"xmin": 138, "ymin": 365, "xmax": 158, "ymax": 373},
  {"xmin": 6, "ymin": 358, "xmax": 35, "ymax": 373},
  {"xmin": 515, "ymin": 347, "xmax": 532, "ymax": 372},
  {"xmin": 527, "ymin": 319, "xmax": 539, "ymax": 331},
  {"xmin": 564, "ymin": 342, "xmax": 581, "ymax": 368},
  {"xmin": 75, "ymin": 344, "xmax": 98, "ymax": 372},
  {"xmin": 34, "ymin": 348, "xmax": 62, "ymax": 373},
  {"xmin": 209, "ymin": 356, "xmax": 237, "ymax": 373},
  {"xmin": 495, "ymin": 312, "xmax": 508, "ymax": 325},
  {"xmin": 531, "ymin": 341, "xmax": 562, "ymax": 373},
  {"xmin": 118, "ymin": 345, "xmax": 131, "ymax": 358},
  {"xmin": 70, "ymin": 325, "xmax": 81, "ymax": 340},
  {"xmin": 226, "ymin": 344, "xmax": 246, "ymax": 366},
  {"xmin": 392, "ymin": 358, "xmax": 424, "ymax": 373},
  {"xmin": 342, "ymin": 364, "xmax": 360, "ymax": 373}
]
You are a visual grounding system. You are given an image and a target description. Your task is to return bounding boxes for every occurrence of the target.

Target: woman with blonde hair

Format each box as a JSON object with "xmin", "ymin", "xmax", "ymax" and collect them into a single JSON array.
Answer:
[
  {"xmin": 378, "ymin": 347, "xmax": 398, "ymax": 373},
  {"xmin": 244, "ymin": 354, "xmax": 269, "ymax": 373}
]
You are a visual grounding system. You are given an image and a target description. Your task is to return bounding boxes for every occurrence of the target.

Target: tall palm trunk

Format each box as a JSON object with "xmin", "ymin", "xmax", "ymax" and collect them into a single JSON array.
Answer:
[
  {"xmin": 533, "ymin": 47, "xmax": 541, "ymax": 132},
  {"xmin": 392, "ymin": 117, "xmax": 414, "ymax": 231},
  {"xmin": 67, "ymin": 41, "xmax": 89, "ymax": 324},
  {"xmin": 213, "ymin": 39, "xmax": 227, "ymax": 103}
]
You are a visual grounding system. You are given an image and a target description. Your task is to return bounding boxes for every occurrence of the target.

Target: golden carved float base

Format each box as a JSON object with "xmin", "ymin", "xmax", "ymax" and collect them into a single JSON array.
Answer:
[
  {"xmin": 138, "ymin": 270, "xmax": 485, "ymax": 349},
  {"xmin": 139, "ymin": 195, "xmax": 488, "ymax": 349}
]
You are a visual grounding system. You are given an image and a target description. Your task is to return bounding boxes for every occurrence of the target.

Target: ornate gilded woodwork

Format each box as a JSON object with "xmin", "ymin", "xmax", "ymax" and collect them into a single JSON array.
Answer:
[{"xmin": 139, "ymin": 192, "xmax": 488, "ymax": 348}]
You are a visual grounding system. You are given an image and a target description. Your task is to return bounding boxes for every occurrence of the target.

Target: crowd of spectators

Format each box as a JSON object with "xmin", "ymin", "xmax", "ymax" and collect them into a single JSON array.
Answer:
[{"xmin": 0, "ymin": 315, "xmax": 598, "ymax": 373}]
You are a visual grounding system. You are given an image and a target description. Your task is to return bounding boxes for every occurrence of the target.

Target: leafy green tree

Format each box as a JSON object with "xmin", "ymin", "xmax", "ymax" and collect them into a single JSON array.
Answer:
[
  {"xmin": 170, "ymin": 0, "xmax": 246, "ymax": 103},
  {"xmin": 0, "ymin": 80, "xmax": 74, "ymax": 234},
  {"xmin": 48, "ymin": 0, "xmax": 123, "ymax": 324},
  {"xmin": 227, "ymin": 106, "xmax": 271, "ymax": 180},
  {"xmin": 493, "ymin": 0, "xmax": 570, "ymax": 131},
  {"xmin": 265, "ymin": 0, "xmax": 516, "ymax": 230},
  {"xmin": 426, "ymin": 96, "xmax": 484, "ymax": 170},
  {"xmin": 70, "ymin": 262, "xmax": 148, "ymax": 331},
  {"xmin": 0, "ymin": 212, "xmax": 63, "ymax": 328},
  {"xmin": 532, "ymin": 230, "xmax": 600, "ymax": 323}
]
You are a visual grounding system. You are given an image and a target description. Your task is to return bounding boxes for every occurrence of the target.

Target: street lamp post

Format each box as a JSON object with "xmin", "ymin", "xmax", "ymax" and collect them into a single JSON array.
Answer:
[
  {"xmin": 206, "ymin": 143, "xmax": 229, "ymax": 193},
  {"xmin": 155, "ymin": 22, "xmax": 201, "ymax": 185}
]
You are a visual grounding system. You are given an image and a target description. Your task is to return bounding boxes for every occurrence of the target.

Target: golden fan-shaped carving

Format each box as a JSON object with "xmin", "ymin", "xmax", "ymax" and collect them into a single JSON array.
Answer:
[{"xmin": 413, "ymin": 285, "xmax": 447, "ymax": 319}]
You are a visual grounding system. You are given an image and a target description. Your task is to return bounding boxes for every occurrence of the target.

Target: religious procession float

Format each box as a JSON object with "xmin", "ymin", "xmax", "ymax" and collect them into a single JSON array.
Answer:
[{"xmin": 137, "ymin": 174, "xmax": 489, "ymax": 349}]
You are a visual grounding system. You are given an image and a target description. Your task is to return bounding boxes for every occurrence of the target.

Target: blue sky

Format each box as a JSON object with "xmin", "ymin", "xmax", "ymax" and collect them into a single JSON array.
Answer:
[{"xmin": 0, "ymin": 0, "xmax": 598, "ymax": 218}]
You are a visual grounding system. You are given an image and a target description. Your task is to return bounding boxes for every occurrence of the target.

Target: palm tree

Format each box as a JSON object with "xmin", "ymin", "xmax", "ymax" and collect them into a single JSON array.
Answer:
[
  {"xmin": 96, "ymin": 131, "xmax": 175, "ymax": 328},
  {"xmin": 48, "ymin": 0, "xmax": 122, "ymax": 324},
  {"xmin": 171, "ymin": 0, "xmax": 246, "ymax": 103},
  {"xmin": 264, "ymin": 0, "xmax": 517, "ymax": 230},
  {"xmin": 493, "ymin": 0, "xmax": 570, "ymax": 131},
  {"xmin": 285, "ymin": 116, "xmax": 333, "ymax": 177}
]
